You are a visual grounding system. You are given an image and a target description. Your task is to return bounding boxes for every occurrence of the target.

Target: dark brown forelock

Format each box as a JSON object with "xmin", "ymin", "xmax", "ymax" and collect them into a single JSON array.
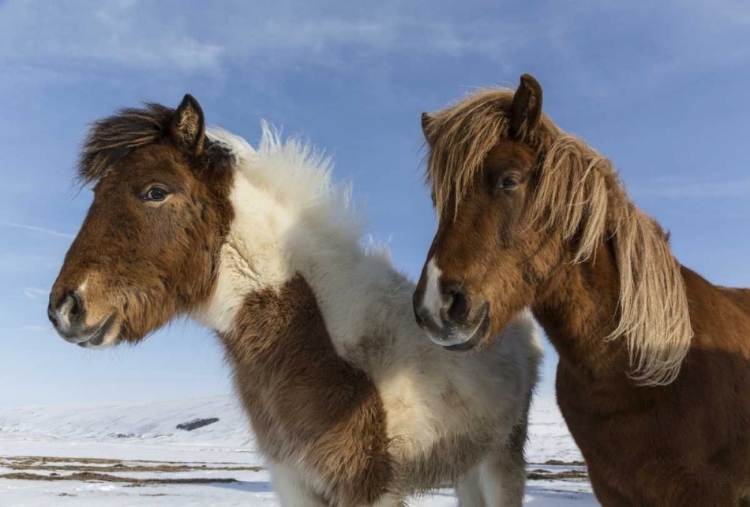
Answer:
[
  {"xmin": 79, "ymin": 103, "xmax": 176, "ymax": 185},
  {"xmin": 424, "ymin": 88, "xmax": 560, "ymax": 218}
]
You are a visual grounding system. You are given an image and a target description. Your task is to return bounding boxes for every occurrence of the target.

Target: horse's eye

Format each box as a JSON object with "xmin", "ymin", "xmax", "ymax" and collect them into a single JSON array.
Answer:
[
  {"xmin": 498, "ymin": 176, "xmax": 519, "ymax": 190},
  {"xmin": 143, "ymin": 187, "xmax": 169, "ymax": 202}
]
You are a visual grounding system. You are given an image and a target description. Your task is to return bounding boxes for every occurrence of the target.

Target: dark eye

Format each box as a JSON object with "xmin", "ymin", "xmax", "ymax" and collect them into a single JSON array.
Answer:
[
  {"xmin": 498, "ymin": 176, "xmax": 520, "ymax": 190},
  {"xmin": 143, "ymin": 187, "xmax": 169, "ymax": 202}
]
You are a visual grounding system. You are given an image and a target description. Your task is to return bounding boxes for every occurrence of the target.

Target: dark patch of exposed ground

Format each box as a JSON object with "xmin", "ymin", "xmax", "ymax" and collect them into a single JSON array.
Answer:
[
  {"xmin": 527, "ymin": 468, "xmax": 589, "ymax": 481},
  {"xmin": 0, "ymin": 454, "xmax": 589, "ymax": 487},
  {"xmin": 3, "ymin": 455, "xmax": 242, "ymax": 465},
  {"xmin": 1, "ymin": 471, "xmax": 238, "ymax": 484},
  {"xmin": 532, "ymin": 459, "xmax": 586, "ymax": 467},
  {"xmin": 526, "ymin": 459, "xmax": 589, "ymax": 481},
  {"xmin": 3, "ymin": 460, "xmax": 262, "ymax": 474},
  {"xmin": 0, "ymin": 455, "xmax": 261, "ymax": 486}
]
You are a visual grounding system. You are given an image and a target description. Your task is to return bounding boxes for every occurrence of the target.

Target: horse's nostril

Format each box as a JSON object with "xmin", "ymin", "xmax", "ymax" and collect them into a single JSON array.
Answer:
[
  {"xmin": 441, "ymin": 282, "xmax": 471, "ymax": 324},
  {"xmin": 446, "ymin": 290, "xmax": 469, "ymax": 322},
  {"xmin": 68, "ymin": 291, "xmax": 84, "ymax": 318},
  {"xmin": 52, "ymin": 290, "xmax": 87, "ymax": 329}
]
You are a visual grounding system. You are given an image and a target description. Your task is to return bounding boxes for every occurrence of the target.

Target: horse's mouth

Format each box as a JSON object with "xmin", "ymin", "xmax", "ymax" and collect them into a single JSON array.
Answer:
[
  {"xmin": 442, "ymin": 304, "xmax": 490, "ymax": 352},
  {"xmin": 77, "ymin": 314, "xmax": 118, "ymax": 348}
]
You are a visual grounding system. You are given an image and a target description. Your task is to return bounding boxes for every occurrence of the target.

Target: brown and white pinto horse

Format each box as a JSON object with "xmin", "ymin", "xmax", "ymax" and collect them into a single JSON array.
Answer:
[
  {"xmin": 412, "ymin": 74, "xmax": 750, "ymax": 506},
  {"xmin": 48, "ymin": 95, "xmax": 542, "ymax": 506}
]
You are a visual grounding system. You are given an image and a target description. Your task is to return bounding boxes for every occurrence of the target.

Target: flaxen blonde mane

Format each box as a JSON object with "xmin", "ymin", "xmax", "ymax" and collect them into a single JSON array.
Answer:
[{"xmin": 424, "ymin": 88, "xmax": 693, "ymax": 386}]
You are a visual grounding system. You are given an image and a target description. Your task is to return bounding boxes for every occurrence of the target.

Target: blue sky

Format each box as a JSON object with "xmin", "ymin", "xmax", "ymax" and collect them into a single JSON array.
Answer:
[{"xmin": 1, "ymin": 0, "xmax": 749, "ymax": 405}]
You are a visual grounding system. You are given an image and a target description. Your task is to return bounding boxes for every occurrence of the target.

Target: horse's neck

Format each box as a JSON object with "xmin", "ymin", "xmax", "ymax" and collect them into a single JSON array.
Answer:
[
  {"xmin": 212, "ymin": 198, "xmax": 402, "ymax": 355},
  {"xmin": 535, "ymin": 239, "xmax": 750, "ymax": 386},
  {"xmin": 219, "ymin": 274, "xmax": 345, "ymax": 374},
  {"xmin": 532, "ymin": 240, "xmax": 631, "ymax": 385},
  {"xmin": 201, "ymin": 188, "xmax": 372, "ymax": 331}
]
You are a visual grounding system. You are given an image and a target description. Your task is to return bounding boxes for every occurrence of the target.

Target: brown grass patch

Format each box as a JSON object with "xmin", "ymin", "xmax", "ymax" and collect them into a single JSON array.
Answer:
[
  {"xmin": 1, "ymin": 471, "xmax": 238, "ymax": 485},
  {"xmin": 527, "ymin": 469, "xmax": 589, "ymax": 481}
]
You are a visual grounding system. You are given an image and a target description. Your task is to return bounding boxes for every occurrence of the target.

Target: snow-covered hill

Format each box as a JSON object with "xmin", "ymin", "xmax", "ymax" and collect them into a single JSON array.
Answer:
[
  {"xmin": 0, "ymin": 395, "xmax": 595, "ymax": 506},
  {"xmin": 0, "ymin": 396, "xmax": 252, "ymax": 449}
]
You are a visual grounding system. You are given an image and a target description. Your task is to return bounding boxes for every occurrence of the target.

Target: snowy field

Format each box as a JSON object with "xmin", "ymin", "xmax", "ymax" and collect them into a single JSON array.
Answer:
[{"xmin": 0, "ymin": 395, "xmax": 597, "ymax": 506}]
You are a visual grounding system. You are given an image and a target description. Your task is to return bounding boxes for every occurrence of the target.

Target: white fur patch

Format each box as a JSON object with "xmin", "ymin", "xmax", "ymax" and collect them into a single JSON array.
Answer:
[
  {"xmin": 192, "ymin": 153, "xmax": 294, "ymax": 332},
  {"xmin": 422, "ymin": 257, "xmax": 444, "ymax": 328},
  {"xmin": 57, "ymin": 295, "xmax": 74, "ymax": 330},
  {"xmin": 270, "ymin": 463, "xmax": 328, "ymax": 507},
  {"xmin": 196, "ymin": 125, "xmax": 367, "ymax": 341}
]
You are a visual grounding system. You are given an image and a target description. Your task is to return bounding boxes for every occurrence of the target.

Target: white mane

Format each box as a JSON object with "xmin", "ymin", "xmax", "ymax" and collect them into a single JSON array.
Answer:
[
  {"xmin": 199, "ymin": 122, "xmax": 393, "ymax": 335},
  {"xmin": 206, "ymin": 123, "xmax": 366, "ymax": 252}
]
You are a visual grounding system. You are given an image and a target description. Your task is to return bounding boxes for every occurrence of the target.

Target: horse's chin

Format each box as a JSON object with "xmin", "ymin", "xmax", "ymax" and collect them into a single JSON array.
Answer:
[
  {"xmin": 75, "ymin": 314, "xmax": 123, "ymax": 349},
  {"xmin": 435, "ymin": 304, "xmax": 491, "ymax": 352},
  {"xmin": 78, "ymin": 334, "xmax": 122, "ymax": 349}
]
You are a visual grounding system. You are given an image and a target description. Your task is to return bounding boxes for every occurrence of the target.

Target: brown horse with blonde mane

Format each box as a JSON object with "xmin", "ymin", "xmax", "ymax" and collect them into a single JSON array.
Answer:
[{"xmin": 412, "ymin": 74, "xmax": 750, "ymax": 506}]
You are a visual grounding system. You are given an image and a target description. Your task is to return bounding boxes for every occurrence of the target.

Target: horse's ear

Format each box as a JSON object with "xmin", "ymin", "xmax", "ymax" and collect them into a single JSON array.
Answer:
[
  {"xmin": 421, "ymin": 112, "xmax": 435, "ymax": 141},
  {"xmin": 510, "ymin": 74, "xmax": 543, "ymax": 139},
  {"xmin": 172, "ymin": 94, "xmax": 205, "ymax": 157}
]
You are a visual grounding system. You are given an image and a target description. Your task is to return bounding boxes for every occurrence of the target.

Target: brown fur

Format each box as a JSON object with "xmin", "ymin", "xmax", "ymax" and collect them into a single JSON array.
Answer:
[
  {"xmin": 416, "ymin": 74, "xmax": 750, "ymax": 505},
  {"xmin": 720, "ymin": 287, "xmax": 750, "ymax": 316},
  {"xmin": 221, "ymin": 275, "xmax": 393, "ymax": 505},
  {"xmin": 51, "ymin": 100, "xmax": 234, "ymax": 345}
]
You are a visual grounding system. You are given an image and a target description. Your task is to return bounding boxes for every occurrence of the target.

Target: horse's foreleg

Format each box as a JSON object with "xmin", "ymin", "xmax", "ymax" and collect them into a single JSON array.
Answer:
[
  {"xmin": 362, "ymin": 492, "xmax": 407, "ymax": 507},
  {"xmin": 479, "ymin": 420, "xmax": 528, "ymax": 507},
  {"xmin": 271, "ymin": 463, "xmax": 330, "ymax": 507},
  {"xmin": 455, "ymin": 464, "xmax": 487, "ymax": 507}
]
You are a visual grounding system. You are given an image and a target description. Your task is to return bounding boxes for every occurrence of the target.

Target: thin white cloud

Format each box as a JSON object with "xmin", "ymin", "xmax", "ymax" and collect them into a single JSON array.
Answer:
[
  {"xmin": 577, "ymin": 0, "xmax": 749, "ymax": 72},
  {"xmin": 0, "ymin": 0, "xmax": 748, "ymax": 97},
  {"xmin": 0, "ymin": 0, "xmax": 531, "ymax": 75},
  {"xmin": 0, "ymin": 0, "xmax": 223, "ymax": 72},
  {"xmin": 0, "ymin": 220, "xmax": 75, "ymax": 239},
  {"xmin": 21, "ymin": 325, "xmax": 50, "ymax": 333},
  {"xmin": 24, "ymin": 287, "xmax": 50, "ymax": 300}
]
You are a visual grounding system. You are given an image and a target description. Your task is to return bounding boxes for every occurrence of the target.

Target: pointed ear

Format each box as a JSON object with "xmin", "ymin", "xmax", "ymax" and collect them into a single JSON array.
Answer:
[
  {"xmin": 421, "ymin": 112, "xmax": 435, "ymax": 141},
  {"xmin": 510, "ymin": 74, "xmax": 543, "ymax": 139},
  {"xmin": 172, "ymin": 94, "xmax": 205, "ymax": 157}
]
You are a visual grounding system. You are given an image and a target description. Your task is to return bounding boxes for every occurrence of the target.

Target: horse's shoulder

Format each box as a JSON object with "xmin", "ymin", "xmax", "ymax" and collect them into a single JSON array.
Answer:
[{"xmin": 717, "ymin": 286, "xmax": 750, "ymax": 317}]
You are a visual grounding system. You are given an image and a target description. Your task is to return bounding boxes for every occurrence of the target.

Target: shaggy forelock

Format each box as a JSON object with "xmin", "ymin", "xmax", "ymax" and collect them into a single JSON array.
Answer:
[
  {"xmin": 79, "ymin": 103, "xmax": 175, "ymax": 184},
  {"xmin": 207, "ymin": 122, "xmax": 365, "ymax": 249},
  {"xmin": 424, "ymin": 88, "xmax": 559, "ymax": 217}
]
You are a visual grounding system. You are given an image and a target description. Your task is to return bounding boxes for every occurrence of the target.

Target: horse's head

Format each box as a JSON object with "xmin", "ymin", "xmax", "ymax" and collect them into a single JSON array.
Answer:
[
  {"xmin": 48, "ymin": 95, "xmax": 233, "ymax": 348},
  {"xmin": 413, "ymin": 74, "xmax": 561, "ymax": 351}
]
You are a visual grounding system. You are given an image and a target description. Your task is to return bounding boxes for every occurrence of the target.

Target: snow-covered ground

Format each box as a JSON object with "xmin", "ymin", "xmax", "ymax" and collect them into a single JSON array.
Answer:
[{"xmin": 0, "ymin": 395, "xmax": 597, "ymax": 506}]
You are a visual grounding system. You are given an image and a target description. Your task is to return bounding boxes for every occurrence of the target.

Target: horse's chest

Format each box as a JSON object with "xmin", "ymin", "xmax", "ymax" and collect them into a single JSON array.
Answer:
[
  {"xmin": 556, "ymin": 362, "xmax": 750, "ymax": 505},
  {"xmin": 377, "ymin": 368, "xmax": 508, "ymax": 461}
]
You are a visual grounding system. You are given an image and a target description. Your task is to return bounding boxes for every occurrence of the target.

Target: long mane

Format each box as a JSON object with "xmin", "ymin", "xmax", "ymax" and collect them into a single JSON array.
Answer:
[
  {"xmin": 207, "ymin": 123, "xmax": 366, "ymax": 252},
  {"xmin": 424, "ymin": 88, "xmax": 693, "ymax": 386}
]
